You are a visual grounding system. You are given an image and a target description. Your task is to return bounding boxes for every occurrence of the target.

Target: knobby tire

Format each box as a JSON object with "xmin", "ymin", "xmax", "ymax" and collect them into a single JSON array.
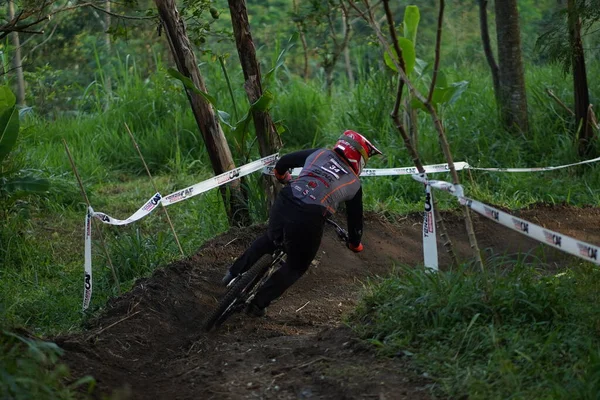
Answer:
[{"xmin": 204, "ymin": 254, "xmax": 274, "ymax": 332}]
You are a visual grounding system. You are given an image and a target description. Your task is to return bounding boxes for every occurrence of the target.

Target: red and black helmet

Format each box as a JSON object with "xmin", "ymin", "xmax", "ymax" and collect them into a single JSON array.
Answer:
[{"xmin": 334, "ymin": 130, "xmax": 383, "ymax": 175}]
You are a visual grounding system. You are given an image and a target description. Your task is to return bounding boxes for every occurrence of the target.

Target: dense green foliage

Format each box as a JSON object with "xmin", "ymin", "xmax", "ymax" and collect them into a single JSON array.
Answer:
[
  {"xmin": 0, "ymin": 1, "xmax": 599, "ymax": 398},
  {"xmin": 0, "ymin": 327, "xmax": 95, "ymax": 399},
  {"xmin": 348, "ymin": 263, "xmax": 600, "ymax": 399}
]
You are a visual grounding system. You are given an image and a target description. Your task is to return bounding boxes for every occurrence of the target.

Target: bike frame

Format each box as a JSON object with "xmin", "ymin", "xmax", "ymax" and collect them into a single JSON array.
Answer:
[{"xmin": 204, "ymin": 218, "xmax": 348, "ymax": 331}]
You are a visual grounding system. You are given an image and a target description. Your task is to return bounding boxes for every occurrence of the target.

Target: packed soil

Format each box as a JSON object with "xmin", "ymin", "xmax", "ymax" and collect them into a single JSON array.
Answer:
[{"xmin": 54, "ymin": 204, "xmax": 600, "ymax": 400}]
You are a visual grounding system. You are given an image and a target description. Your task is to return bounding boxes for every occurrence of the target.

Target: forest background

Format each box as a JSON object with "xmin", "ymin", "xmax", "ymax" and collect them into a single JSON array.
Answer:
[{"xmin": 1, "ymin": 0, "xmax": 599, "ymax": 398}]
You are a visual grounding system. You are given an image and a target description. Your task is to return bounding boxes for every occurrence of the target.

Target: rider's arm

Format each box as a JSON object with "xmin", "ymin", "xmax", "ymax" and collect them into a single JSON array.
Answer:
[
  {"xmin": 274, "ymin": 149, "xmax": 319, "ymax": 176},
  {"xmin": 345, "ymin": 186, "xmax": 363, "ymax": 247}
]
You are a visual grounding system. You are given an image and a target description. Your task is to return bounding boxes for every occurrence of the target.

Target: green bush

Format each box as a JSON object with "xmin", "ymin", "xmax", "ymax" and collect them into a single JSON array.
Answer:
[{"xmin": 0, "ymin": 329, "xmax": 95, "ymax": 399}]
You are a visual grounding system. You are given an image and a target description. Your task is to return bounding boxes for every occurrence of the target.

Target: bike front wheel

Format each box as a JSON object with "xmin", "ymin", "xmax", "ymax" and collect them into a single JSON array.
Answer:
[{"xmin": 203, "ymin": 254, "xmax": 274, "ymax": 332}]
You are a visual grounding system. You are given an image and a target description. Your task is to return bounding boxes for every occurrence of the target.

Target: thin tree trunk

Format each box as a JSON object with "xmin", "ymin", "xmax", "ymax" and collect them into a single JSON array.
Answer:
[
  {"xmin": 104, "ymin": 0, "xmax": 112, "ymax": 109},
  {"xmin": 494, "ymin": 0, "xmax": 529, "ymax": 134},
  {"xmin": 227, "ymin": 0, "xmax": 282, "ymax": 209},
  {"xmin": 379, "ymin": 0, "xmax": 476, "ymax": 269},
  {"xmin": 154, "ymin": 0, "xmax": 250, "ymax": 226},
  {"xmin": 567, "ymin": 0, "xmax": 593, "ymax": 156},
  {"xmin": 341, "ymin": 11, "xmax": 354, "ymax": 87},
  {"xmin": 8, "ymin": 0, "xmax": 25, "ymax": 106},
  {"xmin": 299, "ymin": 29, "xmax": 310, "ymax": 81},
  {"xmin": 292, "ymin": 0, "xmax": 310, "ymax": 81},
  {"xmin": 323, "ymin": 1, "xmax": 351, "ymax": 97},
  {"xmin": 325, "ymin": 65, "xmax": 334, "ymax": 96},
  {"xmin": 478, "ymin": 0, "xmax": 500, "ymax": 102}
]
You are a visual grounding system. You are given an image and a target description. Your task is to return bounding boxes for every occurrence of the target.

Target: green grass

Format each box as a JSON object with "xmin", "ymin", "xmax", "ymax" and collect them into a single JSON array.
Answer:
[
  {"xmin": 0, "ymin": 174, "xmax": 230, "ymax": 335},
  {"xmin": 1, "ymin": 48, "xmax": 599, "ymax": 399},
  {"xmin": 348, "ymin": 262, "xmax": 600, "ymax": 399},
  {"xmin": 3, "ymin": 59, "xmax": 600, "ymax": 336}
]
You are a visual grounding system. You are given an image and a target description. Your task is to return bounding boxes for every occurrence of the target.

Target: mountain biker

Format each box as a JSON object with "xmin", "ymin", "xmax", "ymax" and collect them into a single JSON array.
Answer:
[{"xmin": 221, "ymin": 130, "xmax": 383, "ymax": 317}]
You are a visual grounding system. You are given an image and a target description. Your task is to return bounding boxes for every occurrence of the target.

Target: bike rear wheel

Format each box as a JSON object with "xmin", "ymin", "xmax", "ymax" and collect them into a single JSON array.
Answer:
[{"xmin": 203, "ymin": 254, "xmax": 274, "ymax": 332}]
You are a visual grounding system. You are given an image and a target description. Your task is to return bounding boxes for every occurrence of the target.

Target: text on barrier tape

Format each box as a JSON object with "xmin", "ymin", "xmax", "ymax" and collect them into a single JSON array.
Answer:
[
  {"xmin": 92, "ymin": 153, "xmax": 279, "ymax": 226},
  {"xmin": 82, "ymin": 154, "xmax": 279, "ymax": 310},
  {"xmin": 411, "ymin": 174, "xmax": 600, "ymax": 266},
  {"xmin": 462, "ymin": 197, "xmax": 599, "ymax": 265}
]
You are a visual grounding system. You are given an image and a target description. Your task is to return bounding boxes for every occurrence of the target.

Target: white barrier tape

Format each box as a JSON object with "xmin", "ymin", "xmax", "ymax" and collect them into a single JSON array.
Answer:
[
  {"xmin": 82, "ymin": 153, "xmax": 599, "ymax": 307},
  {"xmin": 93, "ymin": 193, "xmax": 162, "ymax": 226},
  {"xmin": 262, "ymin": 155, "xmax": 600, "ymax": 178},
  {"xmin": 423, "ymin": 184, "xmax": 438, "ymax": 270},
  {"xmin": 362, "ymin": 161, "xmax": 470, "ymax": 177},
  {"xmin": 412, "ymin": 175, "xmax": 465, "ymax": 199},
  {"xmin": 262, "ymin": 161, "xmax": 470, "ymax": 178},
  {"xmin": 413, "ymin": 175, "xmax": 600, "ymax": 266},
  {"xmin": 91, "ymin": 154, "xmax": 279, "ymax": 225},
  {"xmin": 82, "ymin": 154, "xmax": 279, "ymax": 308},
  {"xmin": 83, "ymin": 208, "xmax": 93, "ymax": 311},
  {"xmin": 463, "ymin": 197, "xmax": 600, "ymax": 265},
  {"xmin": 468, "ymin": 155, "xmax": 600, "ymax": 173},
  {"xmin": 162, "ymin": 153, "xmax": 279, "ymax": 206},
  {"xmin": 262, "ymin": 165, "xmax": 303, "ymax": 177}
]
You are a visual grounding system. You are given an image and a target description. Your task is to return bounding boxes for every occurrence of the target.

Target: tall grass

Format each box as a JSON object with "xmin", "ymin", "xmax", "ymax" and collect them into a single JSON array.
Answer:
[
  {"xmin": 348, "ymin": 262, "xmax": 600, "ymax": 399},
  {"xmin": 2, "ymin": 51, "xmax": 599, "ymax": 338},
  {"xmin": 271, "ymin": 76, "xmax": 332, "ymax": 148}
]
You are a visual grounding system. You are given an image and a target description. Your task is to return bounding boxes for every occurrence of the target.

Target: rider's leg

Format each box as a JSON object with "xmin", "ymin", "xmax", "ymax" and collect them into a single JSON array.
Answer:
[
  {"xmin": 249, "ymin": 217, "xmax": 324, "ymax": 310},
  {"xmin": 228, "ymin": 233, "xmax": 276, "ymax": 277},
  {"xmin": 223, "ymin": 195, "xmax": 288, "ymax": 284}
]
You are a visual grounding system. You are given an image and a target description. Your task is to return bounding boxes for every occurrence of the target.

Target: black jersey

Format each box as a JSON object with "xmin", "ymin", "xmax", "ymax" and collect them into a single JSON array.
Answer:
[{"xmin": 274, "ymin": 148, "xmax": 363, "ymax": 246}]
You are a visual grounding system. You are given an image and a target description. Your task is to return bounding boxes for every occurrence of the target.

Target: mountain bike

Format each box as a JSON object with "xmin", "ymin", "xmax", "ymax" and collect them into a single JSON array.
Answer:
[{"xmin": 203, "ymin": 218, "xmax": 349, "ymax": 332}]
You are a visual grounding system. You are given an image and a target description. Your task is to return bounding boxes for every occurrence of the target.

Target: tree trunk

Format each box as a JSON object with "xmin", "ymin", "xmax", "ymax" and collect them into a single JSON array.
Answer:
[
  {"xmin": 325, "ymin": 64, "xmax": 334, "ymax": 97},
  {"xmin": 292, "ymin": 0, "xmax": 310, "ymax": 81},
  {"xmin": 567, "ymin": 0, "xmax": 593, "ymax": 156},
  {"xmin": 8, "ymin": 0, "xmax": 25, "ymax": 106},
  {"xmin": 478, "ymin": 0, "xmax": 500, "ymax": 103},
  {"xmin": 227, "ymin": 0, "xmax": 282, "ymax": 209},
  {"xmin": 299, "ymin": 29, "xmax": 310, "ymax": 82},
  {"xmin": 104, "ymin": 0, "xmax": 112, "ymax": 109},
  {"xmin": 154, "ymin": 0, "xmax": 250, "ymax": 226},
  {"xmin": 494, "ymin": 0, "xmax": 529, "ymax": 134},
  {"xmin": 341, "ymin": 11, "xmax": 354, "ymax": 87},
  {"xmin": 323, "ymin": 1, "xmax": 351, "ymax": 97}
]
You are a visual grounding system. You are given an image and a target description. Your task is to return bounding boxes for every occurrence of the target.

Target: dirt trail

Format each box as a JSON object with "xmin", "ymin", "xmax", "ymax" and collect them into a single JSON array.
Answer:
[{"xmin": 55, "ymin": 205, "xmax": 600, "ymax": 399}]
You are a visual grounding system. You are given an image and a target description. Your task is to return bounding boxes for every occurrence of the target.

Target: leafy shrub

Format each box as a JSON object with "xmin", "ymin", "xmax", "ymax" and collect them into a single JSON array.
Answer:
[{"xmin": 0, "ymin": 329, "xmax": 95, "ymax": 399}]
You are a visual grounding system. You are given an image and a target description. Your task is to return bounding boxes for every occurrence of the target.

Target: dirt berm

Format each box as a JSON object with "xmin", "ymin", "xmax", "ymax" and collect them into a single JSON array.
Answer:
[{"xmin": 55, "ymin": 205, "xmax": 600, "ymax": 399}]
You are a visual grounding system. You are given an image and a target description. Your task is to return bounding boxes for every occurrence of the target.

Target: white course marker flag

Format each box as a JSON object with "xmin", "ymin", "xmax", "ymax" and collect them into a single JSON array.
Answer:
[
  {"xmin": 413, "ymin": 174, "xmax": 461, "ymax": 270},
  {"xmin": 83, "ymin": 208, "xmax": 93, "ymax": 310},
  {"xmin": 423, "ymin": 183, "xmax": 438, "ymax": 270}
]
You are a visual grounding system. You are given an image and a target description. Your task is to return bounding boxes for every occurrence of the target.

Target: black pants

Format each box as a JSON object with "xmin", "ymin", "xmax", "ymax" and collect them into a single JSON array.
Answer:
[{"xmin": 229, "ymin": 189, "xmax": 325, "ymax": 309}]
